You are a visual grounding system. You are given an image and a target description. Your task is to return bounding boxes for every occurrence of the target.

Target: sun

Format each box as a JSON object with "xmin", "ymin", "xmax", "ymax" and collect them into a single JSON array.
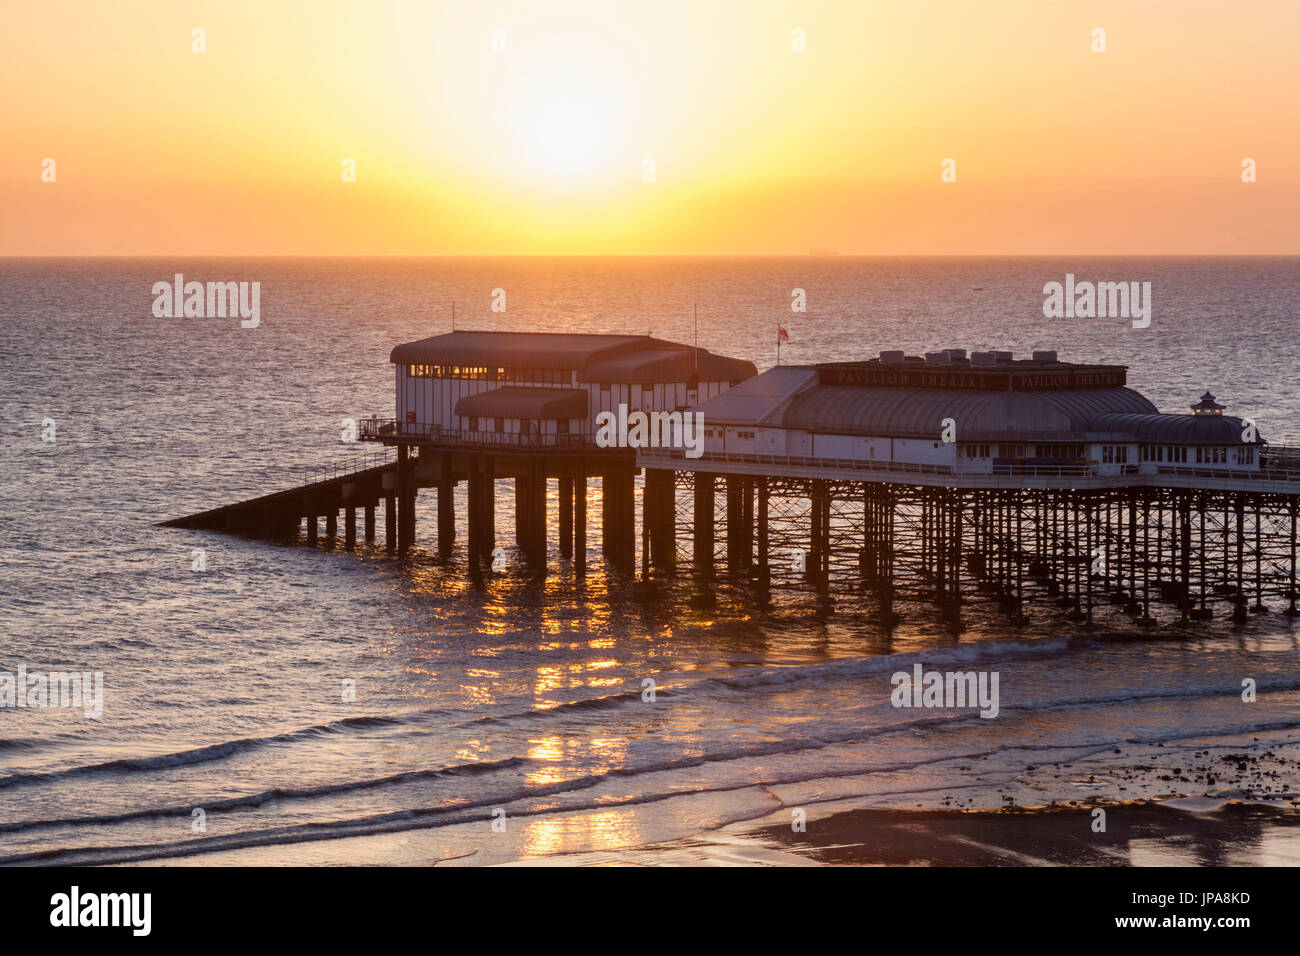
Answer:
[
  {"xmin": 510, "ymin": 74, "xmax": 620, "ymax": 179},
  {"xmin": 480, "ymin": 23, "xmax": 638, "ymax": 185}
]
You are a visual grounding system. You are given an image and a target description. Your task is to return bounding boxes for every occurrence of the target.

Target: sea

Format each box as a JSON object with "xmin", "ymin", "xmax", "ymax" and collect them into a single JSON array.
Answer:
[{"xmin": 1, "ymin": 256, "xmax": 1298, "ymax": 866}]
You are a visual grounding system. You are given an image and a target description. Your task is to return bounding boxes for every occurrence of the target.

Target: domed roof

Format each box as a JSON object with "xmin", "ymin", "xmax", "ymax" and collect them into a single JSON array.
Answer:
[
  {"xmin": 781, "ymin": 386, "xmax": 1157, "ymax": 440},
  {"xmin": 1088, "ymin": 412, "xmax": 1258, "ymax": 444}
]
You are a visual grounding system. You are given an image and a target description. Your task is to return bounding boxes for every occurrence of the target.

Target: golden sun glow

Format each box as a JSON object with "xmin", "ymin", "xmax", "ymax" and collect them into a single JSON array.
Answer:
[
  {"xmin": 505, "ymin": 68, "xmax": 623, "ymax": 180},
  {"xmin": 477, "ymin": 29, "xmax": 638, "ymax": 184},
  {"xmin": 1, "ymin": 0, "xmax": 1298, "ymax": 254}
]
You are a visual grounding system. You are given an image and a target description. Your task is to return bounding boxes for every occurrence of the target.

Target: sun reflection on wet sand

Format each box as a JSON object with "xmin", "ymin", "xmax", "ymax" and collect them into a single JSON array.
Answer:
[{"xmin": 520, "ymin": 809, "xmax": 646, "ymax": 859}]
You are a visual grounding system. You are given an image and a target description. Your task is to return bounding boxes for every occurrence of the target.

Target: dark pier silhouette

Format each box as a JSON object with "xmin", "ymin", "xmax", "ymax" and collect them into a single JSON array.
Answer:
[{"xmin": 163, "ymin": 337, "xmax": 1300, "ymax": 630}]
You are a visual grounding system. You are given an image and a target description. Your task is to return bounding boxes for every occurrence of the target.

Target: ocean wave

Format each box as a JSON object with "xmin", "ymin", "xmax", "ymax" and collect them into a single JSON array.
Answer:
[
  {"xmin": 0, "ymin": 709, "xmax": 451, "ymax": 791},
  {"xmin": 11, "ymin": 720, "xmax": 1298, "ymax": 867},
  {"xmin": 3, "ymin": 632, "xmax": 1291, "ymax": 794}
]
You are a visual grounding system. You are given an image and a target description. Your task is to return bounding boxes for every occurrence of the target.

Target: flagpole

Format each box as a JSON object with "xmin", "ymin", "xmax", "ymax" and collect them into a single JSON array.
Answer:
[
  {"xmin": 693, "ymin": 303, "xmax": 699, "ymax": 372},
  {"xmin": 777, "ymin": 324, "xmax": 781, "ymax": 366}
]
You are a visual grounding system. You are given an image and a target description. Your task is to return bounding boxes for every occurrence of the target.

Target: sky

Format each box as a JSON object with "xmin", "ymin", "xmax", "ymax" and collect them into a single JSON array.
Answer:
[{"xmin": 2, "ymin": 0, "xmax": 1298, "ymax": 255}]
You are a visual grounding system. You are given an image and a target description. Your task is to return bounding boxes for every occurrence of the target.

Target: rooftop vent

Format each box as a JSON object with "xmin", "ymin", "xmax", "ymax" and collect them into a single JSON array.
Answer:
[
  {"xmin": 946, "ymin": 348, "xmax": 967, "ymax": 360},
  {"xmin": 879, "ymin": 350, "xmax": 905, "ymax": 364},
  {"xmin": 970, "ymin": 351, "xmax": 995, "ymax": 366},
  {"xmin": 1031, "ymin": 350, "xmax": 1058, "ymax": 362},
  {"xmin": 925, "ymin": 351, "xmax": 952, "ymax": 364},
  {"xmin": 990, "ymin": 350, "xmax": 1013, "ymax": 363}
]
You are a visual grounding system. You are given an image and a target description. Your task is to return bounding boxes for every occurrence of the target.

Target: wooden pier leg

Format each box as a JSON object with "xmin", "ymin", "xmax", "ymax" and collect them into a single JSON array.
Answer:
[
  {"xmin": 694, "ymin": 473, "xmax": 715, "ymax": 575},
  {"xmin": 810, "ymin": 480, "xmax": 830, "ymax": 598},
  {"xmin": 640, "ymin": 472, "xmax": 652, "ymax": 582},
  {"xmin": 643, "ymin": 468, "xmax": 658, "ymax": 574},
  {"xmin": 807, "ymin": 486, "xmax": 819, "ymax": 586},
  {"xmin": 574, "ymin": 473, "xmax": 587, "ymax": 577},
  {"xmin": 947, "ymin": 490, "xmax": 969, "ymax": 629},
  {"xmin": 623, "ymin": 471, "xmax": 633, "ymax": 565},
  {"xmin": 1252, "ymin": 498, "xmax": 1266, "ymax": 613},
  {"xmin": 403, "ymin": 487, "xmax": 417, "ymax": 553},
  {"xmin": 665, "ymin": 472, "xmax": 678, "ymax": 573},
  {"xmin": 1179, "ymin": 496, "xmax": 1192, "ymax": 623},
  {"xmin": 725, "ymin": 476, "xmax": 743, "ymax": 574},
  {"xmin": 325, "ymin": 509, "xmax": 338, "ymax": 543},
  {"xmin": 1195, "ymin": 494, "xmax": 1211, "ymax": 620},
  {"xmin": 384, "ymin": 495, "xmax": 396, "ymax": 552},
  {"xmin": 645, "ymin": 468, "xmax": 676, "ymax": 575},
  {"xmin": 1110, "ymin": 494, "xmax": 1126, "ymax": 602},
  {"xmin": 307, "ymin": 514, "xmax": 318, "ymax": 545},
  {"xmin": 880, "ymin": 486, "xmax": 898, "ymax": 625},
  {"xmin": 821, "ymin": 490, "xmax": 832, "ymax": 593},
  {"xmin": 952, "ymin": 491, "xmax": 964, "ymax": 609},
  {"xmin": 1081, "ymin": 495, "xmax": 1093, "ymax": 627},
  {"xmin": 756, "ymin": 477, "xmax": 769, "ymax": 589},
  {"xmin": 364, "ymin": 503, "xmax": 376, "ymax": 543},
  {"xmin": 614, "ymin": 464, "xmax": 636, "ymax": 573},
  {"xmin": 859, "ymin": 487, "xmax": 874, "ymax": 588},
  {"xmin": 514, "ymin": 473, "xmax": 530, "ymax": 559},
  {"xmin": 529, "ymin": 459, "xmax": 546, "ymax": 571},
  {"xmin": 1233, "ymin": 495, "xmax": 1248, "ymax": 624},
  {"xmin": 467, "ymin": 457, "xmax": 483, "ymax": 580},
  {"xmin": 481, "ymin": 456, "xmax": 496, "ymax": 564},
  {"xmin": 1287, "ymin": 503, "xmax": 1300, "ymax": 617},
  {"xmin": 1125, "ymin": 491, "xmax": 1140, "ymax": 615},
  {"xmin": 559, "ymin": 473, "xmax": 574, "ymax": 559},
  {"xmin": 396, "ymin": 445, "xmax": 411, "ymax": 556},
  {"xmin": 437, "ymin": 472, "xmax": 454, "ymax": 560},
  {"xmin": 345, "ymin": 506, "xmax": 356, "ymax": 550},
  {"xmin": 1141, "ymin": 492, "xmax": 1155, "ymax": 626},
  {"xmin": 937, "ymin": 491, "xmax": 952, "ymax": 609}
]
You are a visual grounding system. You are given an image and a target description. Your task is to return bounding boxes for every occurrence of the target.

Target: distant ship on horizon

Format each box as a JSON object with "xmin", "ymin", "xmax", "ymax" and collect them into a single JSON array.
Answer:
[{"xmin": 808, "ymin": 248, "xmax": 839, "ymax": 256}]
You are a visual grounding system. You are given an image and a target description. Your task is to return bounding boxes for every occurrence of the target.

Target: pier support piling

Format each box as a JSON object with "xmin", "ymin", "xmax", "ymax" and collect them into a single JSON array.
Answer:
[
  {"xmin": 574, "ymin": 473, "xmax": 587, "ymax": 577},
  {"xmin": 437, "ymin": 470, "xmax": 454, "ymax": 560},
  {"xmin": 693, "ymin": 474, "xmax": 715, "ymax": 576},
  {"xmin": 559, "ymin": 473, "xmax": 574, "ymax": 559}
]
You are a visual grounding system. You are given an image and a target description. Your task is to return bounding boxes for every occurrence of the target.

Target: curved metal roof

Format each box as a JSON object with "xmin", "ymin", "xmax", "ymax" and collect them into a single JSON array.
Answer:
[
  {"xmin": 392, "ymin": 331, "xmax": 646, "ymax": 368},
  {"xmin": 454, "ymin": 387, "xmax": 588, "ymax": 420},
  {"xmin": 1087, "ymin": 412, "xmax": 1260, "ymax": 444},
  {"xmin": 578, "ymin": 349, "xmax": 755, "ymax": 384},
  {"xmin": 691, "ymin": 367, "xmax": 820, "ymax": 425},
  {"xmin": 781, "ymin": 386, "xmax": 1158, "ymax": 440}
]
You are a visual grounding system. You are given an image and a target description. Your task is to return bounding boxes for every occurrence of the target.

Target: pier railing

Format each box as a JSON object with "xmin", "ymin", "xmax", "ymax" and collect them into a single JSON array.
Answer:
[
  {"xmin": 1262, "ymin": 445, "xmax": 1300, "ymax": 467},
  {"xmin": 358, "ymin": 418, "xmax": 599, "ymax": 450},
  {"xmin": 1159, "ymin": 463, "xmax": 1300, "ymax": 484},
  {"xmin": 296, "ymin": 449, "xmax": 397, "ymax": 488},
  {"xmin": 639, "ymin": 447, "xmax": 1300, "ymax": 488},
  {"xmin": 637, "ymin": 448, "xmax": 1128, "ymax": 478}
]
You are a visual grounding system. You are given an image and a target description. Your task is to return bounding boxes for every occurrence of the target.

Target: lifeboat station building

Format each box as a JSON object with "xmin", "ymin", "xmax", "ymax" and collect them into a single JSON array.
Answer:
[
  {"xmin": 377, "ymin": 330, "xmax": 754, "ymax": 449},
  {"xmin": 358, "ymin": 330, "xmax": 755, "ymax": 575}
]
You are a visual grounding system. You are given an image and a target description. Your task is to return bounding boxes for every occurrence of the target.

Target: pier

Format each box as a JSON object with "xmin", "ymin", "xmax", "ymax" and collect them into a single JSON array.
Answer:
[{"xmin": 163, "ymin": 337, "xmax": 1300, "ymax": 629}]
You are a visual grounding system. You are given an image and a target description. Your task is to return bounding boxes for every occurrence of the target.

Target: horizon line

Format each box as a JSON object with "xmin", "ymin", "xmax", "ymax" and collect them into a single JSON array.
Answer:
[{"xmin": 3, "ymin": 253, "xmax": 1300, "ymax": 260}]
